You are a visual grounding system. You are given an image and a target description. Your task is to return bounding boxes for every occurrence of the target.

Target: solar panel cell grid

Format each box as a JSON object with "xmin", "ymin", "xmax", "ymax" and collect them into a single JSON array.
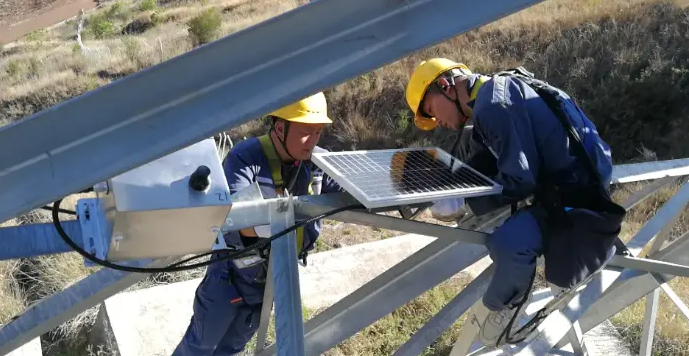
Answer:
[{"xmin": 312, "ymin": 148, "xmax": 502, "ymax": 209}]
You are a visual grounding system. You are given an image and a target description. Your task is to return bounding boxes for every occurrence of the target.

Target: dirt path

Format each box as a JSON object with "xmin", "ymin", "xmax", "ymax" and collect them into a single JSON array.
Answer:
[{"xmin": 0, "ymin": 0, "xmax": 98, "ymax": 44}]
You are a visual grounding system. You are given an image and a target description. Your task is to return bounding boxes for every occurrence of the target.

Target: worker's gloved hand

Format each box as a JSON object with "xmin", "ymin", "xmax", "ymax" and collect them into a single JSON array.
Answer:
[
  {"xmin": 253, "ymin": 225, "xmax": 272, "ymax": 238},
  {"xmin": 430, "ymin": 198, "xmax": 471, "ymax": 222}
]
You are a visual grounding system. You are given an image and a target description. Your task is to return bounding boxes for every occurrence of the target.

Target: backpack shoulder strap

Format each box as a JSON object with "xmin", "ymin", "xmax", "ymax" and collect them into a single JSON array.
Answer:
[
  {"xmin": 492, "ymin": 67, "xmax": 602, "ymax": 184},
  {"xmin": 492, "ymin": 66, "xmax": 535, "ymax": 80},
  {"xmin": 526, "ymin": 82, "xmax": 603, "ymax": 185},
  {"xmin": 257, "ymin": 134, "xmax": 285, "ymax": 190}
]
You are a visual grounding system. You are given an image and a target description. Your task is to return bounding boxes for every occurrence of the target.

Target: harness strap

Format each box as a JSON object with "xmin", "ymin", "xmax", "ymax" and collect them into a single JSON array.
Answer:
[
  {"xmin": 258, "ymin": 135, "xmax": 285, "ymax": 190},
  {"xmin": 257, "ymin": 134, "xmax": 308, "ymax": 255}
]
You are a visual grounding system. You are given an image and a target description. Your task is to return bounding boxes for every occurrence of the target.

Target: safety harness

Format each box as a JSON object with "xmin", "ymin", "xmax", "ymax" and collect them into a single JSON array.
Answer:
[{"xmin": 257, "ymin": 134, "xmax": 313, "ymax": 266}]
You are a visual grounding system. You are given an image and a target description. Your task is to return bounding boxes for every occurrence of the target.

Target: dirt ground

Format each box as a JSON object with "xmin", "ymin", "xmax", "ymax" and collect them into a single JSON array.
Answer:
[{"xmin": 0, "ymin": 0, "xmax": 97, "ymax": 43}]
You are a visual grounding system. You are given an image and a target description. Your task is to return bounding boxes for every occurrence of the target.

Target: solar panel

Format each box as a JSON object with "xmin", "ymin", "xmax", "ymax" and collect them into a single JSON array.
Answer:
[{"xmin": 311, "ymin": 147, "xmax": 502, "ymax": 209}]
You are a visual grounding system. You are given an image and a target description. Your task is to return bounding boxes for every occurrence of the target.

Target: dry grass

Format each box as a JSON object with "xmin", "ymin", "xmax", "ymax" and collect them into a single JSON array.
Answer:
[
  {"xmin": 322, "ymin": 276, "xmax": 473, "ymax": 356},
  {"xmin": 612, "ymin": 277, "xmax": 689, "ymax": 356},
  {"xmin": 237, "ymin": 275, "xmax": 473, "ymax": 356},
  {"xmin": 1, "ymin": 0, "xmax": 689, "ymax": 354},
  {"xmin": 605, "ymin": 178, "xmax": 689, "ymax": 354},
  {"xmin": 0, "ymin": 260, "xmax": 27, "ymax": 325}
]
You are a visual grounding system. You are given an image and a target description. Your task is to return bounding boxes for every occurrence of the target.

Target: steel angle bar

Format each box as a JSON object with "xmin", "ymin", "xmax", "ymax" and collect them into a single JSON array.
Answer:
[
  {"xmin": 608, "ymin": 255, "xmax": 689, "ymax": 277},
  {"xmin": 255, "ymin": 257, "xmax": 275, "ymax": 354},
  {"xmin": 0, "ymin": 220, "xmax": 83, "ymax": 260},
  {"xmin": 657, "ymin": 280, "xmax": 689, "ymax": 322},
  {"xmin": 612, "ymin": 158, "xmax": 689, "ymax": 184},
  {"xmin": 619, "ymin": 175, "xmax": 678, "ymax": 211},
  {"xmin": 511, "ymin": 265, "xmax": 625, "ymax": 356},
  {"xmin": 546, "ymin": 286, "xmax": 588, "ymax": 356},
  {"xmin": 0, "ymin": 257, "xmax": 177, "ymax": 355},
  {"xmin": 298, "ymin": 194, "xmax": 488, "ymax": 244},
  {"xmin": 0, "ymin": 0, "xmax": 547, "ymax": 224},
  {"xmin": 256, "ymin": 239, "xmax": 489, "ymax": 356},
  {"xmin": 335, "ymin": 211, "xmax": 488, "ymax": 244},
  {"xmin": 624, "ymin": 180, "xmax": 689, "ymax": 256},
  {"xmin": 558, "ymin": 228, "xmax": 689, "ymax": 348},
  {"xmin": 390, "ymin": 210, "xmax": 509, "ymax": 356},
  {"xmin": 392, "ymin": 265, "xmax": 495, "ymax": 356},
  {"xmin": 268, "ymin": 197, "xmax": 305, "ymax": 356},
  {"xmin": 639, "ymin": 288, "xmax": 660, "ymax": 356}
]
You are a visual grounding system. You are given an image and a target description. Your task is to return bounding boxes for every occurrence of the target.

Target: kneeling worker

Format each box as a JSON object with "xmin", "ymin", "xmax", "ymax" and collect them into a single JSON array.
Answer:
[
  {"xmin": 172, "ymin": 92, "xmax": 342, "ymax": 356},
  {"xmin": 404, "ymin": 58, "xmax": 625, "ymax": 347}
]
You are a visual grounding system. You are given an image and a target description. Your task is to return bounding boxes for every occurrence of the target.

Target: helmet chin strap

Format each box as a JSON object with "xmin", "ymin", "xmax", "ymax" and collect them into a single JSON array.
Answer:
[
  {"xmin": 435, "ymin": 75, "xmax": 469, "ymax": 126},
  {"xmin": 271, "ymin": 121, "xmax": 303, "ymax": 194},
  {"xmin": 433, "ymin": 70, "xmax": 469, "ymax": 130},
  {"xmin": 272, "ymin": 121, "xmax": 298, "ymax": 163}
]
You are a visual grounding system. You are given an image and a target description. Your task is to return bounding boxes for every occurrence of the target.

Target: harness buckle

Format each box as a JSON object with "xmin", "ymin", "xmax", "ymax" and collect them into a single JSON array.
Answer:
[
  {"xmin": 298, "ymin": 251, "xmax": 308, "ymax": 267},
  {"xmin": 232, "ymin": 254, "xmax": 266, "ymax": 269}
]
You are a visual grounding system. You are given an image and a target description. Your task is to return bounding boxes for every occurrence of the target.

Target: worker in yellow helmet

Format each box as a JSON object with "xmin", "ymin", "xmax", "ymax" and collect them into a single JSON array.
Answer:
[
  {"xmin": 405, "ymin": 58, "xmax": 624, "ymax": 347},
  {"xmin": 172, "ymin": 92, "xmax": 344, "ymax": 356}
]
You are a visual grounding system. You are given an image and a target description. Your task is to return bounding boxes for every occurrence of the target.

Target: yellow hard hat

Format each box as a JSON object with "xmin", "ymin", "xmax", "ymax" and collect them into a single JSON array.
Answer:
[
  {"xmin": 405, "ymin": 58, "xmax": 472, "ymax": 131},
  {"xmin": 269, "ymin": 92, "xmax": 332, "ymax": 124}
]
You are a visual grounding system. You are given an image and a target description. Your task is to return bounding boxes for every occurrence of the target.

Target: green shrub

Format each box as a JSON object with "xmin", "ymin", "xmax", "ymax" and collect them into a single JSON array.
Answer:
[
  {"xmin": 72, "ymin": 43, "xmax": 83, "ymax": 55},
  {"xmin": 122, "ymin": 37, "xmax": 145, "ymax": 69},
  {"xmin": 106, "ymin": 1, "xmax": 131, "ymax": 21},
  {"xmin": 150, "ymin": 11, "xmax": 163, "ymax": 25},
  {"xmin": 187, "ymin": 8, "xmax": 222, "ymax": 47},
  {"xmin": 88, "ymin": 13, "xmax": 117, "ymax": 39},
  {"xmin": 139, "ymin": 0, "xmax": 159, "ymax": 12},
  {"xmin": 5, "ymin": 60, "xmax": 23, "ymax": 77},
  {"xmin": 24, "ymin": 29, "xmax": 47, "ymax": 42},
  {"xmin": 27, "ymin": 57, "xmax": 42, "ymax": 78}
]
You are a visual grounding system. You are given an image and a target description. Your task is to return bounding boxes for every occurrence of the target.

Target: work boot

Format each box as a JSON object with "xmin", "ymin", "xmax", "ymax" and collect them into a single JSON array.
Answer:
[{"xmin": 479, "ymin": 291, "xmax": 533, "ymax": 347}]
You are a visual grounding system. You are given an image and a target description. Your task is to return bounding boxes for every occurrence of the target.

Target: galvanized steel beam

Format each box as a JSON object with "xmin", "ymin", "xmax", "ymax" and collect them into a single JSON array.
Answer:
[
  {"xmin": 0, "ymin": 221, "xmax": 83, "ymax": 260},
  {"xmin": 556, "ymin": 213, "xmax": 689, "ymax": 350},
  {"xmin": 612, "ymin": 158, "xmax": 689, "ymax": 184},
  {"xmin": 0, "ymin": 257, "xmax": 177, "ymax": 355},
  {"xmin": 255, "ymin": 236, "xmax": 490, "ymax": 356},
  {"xmin": 512, "ymin": 181, "xmax": 689, "ymax": 355},
  {"xmin": 268, "ymin": 197, "xmax": 306, "ymax": 356},
  {"xmin": 0, "ymin": 0, "xmax": 547, "ymax": 224},
  {"xmin": 556, "ymin": 230, "xmax": 689, "ymax": 349},
  {"xmin": 392, "ymin": 175, "xmax": 673, "ymax": 356}
]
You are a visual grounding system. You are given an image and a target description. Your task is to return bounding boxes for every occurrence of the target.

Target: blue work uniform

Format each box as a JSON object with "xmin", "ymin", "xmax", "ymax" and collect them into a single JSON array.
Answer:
[
  {"xmin": 461, "ymin": 74, "xmax": 616, "ymax": 311},
  {"xmin": 172, "ymin": 135, "xmax": 342, "ymax": 356}
]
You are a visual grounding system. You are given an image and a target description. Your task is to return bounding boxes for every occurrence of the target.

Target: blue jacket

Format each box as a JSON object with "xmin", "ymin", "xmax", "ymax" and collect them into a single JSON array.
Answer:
[
  {"xmin": 464, "ymin": 74, "xmax": 614, "ymax": 216},
  {"xmin": 221, "ymin": 136, "xmax": 343, "ymax": 253}
]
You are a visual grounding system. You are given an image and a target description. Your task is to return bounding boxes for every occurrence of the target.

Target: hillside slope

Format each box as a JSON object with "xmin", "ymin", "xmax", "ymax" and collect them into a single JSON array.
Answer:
[{"xmin": 1, "ymin": 0, "xmax": 689, "ymax": 355}]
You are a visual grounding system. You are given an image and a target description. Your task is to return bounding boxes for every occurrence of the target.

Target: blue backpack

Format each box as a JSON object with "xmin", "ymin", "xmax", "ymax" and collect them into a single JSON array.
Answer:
[{"xmin": 493, "ymin": 67, "xmax": 628, "ymax": 289}]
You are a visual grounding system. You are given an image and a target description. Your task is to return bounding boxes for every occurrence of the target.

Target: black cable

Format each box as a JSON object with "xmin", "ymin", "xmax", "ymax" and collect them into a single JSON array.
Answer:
[
  {"xmin": 39, "ymin": 187, "xmax": 93, "ymax": 216},
  {"xmin": 42, "ymin": 205, "xmax": 77, "ymax": 215},
  {"xmin": 53, "ymin": 198, "xmax": 363, "ymax": 273},
  {"xmin": 169, "ymin": 202, "xmax": 363, "ymax": 267}
]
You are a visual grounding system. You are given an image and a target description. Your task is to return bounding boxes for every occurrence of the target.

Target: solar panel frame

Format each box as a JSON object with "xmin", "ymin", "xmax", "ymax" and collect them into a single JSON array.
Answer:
[{"xmin": 312, "ymin": 147, "xmax": 503, "ymax": 209}]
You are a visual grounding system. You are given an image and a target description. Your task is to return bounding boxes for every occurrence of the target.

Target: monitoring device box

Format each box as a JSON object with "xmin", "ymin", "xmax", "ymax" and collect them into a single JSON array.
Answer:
[{"xmin": 78, "ymin": 138, "xmax": 232, "ymax": 262}]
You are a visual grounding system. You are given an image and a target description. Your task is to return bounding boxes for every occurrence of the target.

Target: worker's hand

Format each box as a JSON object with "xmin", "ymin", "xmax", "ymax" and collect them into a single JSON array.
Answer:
[
  {"xmin": 253, "ymin": 225, "xmax": 272, "ymax": 238},
  {"xmin": 430, "ymin": 198, "xmax": 470, "ymax": 222}
]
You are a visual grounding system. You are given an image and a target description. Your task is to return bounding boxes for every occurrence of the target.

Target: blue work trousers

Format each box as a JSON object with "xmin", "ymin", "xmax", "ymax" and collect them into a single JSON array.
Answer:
[
  {"xmin": 482, "ymin": 206, "xmax": 544, "ymax": 311},
  {"xmin": 171, "ymin": 260, "xmax": 263, "ymax": 356}
]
